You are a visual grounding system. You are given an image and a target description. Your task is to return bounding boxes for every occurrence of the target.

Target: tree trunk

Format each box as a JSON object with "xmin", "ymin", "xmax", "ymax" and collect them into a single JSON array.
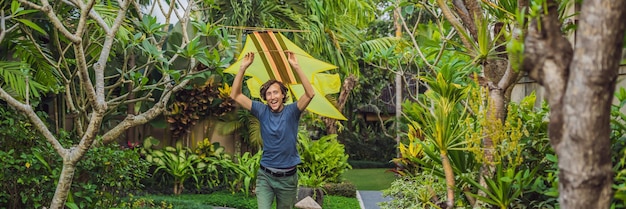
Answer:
[
  {"xmin": 441, "ymin": 152, "xmax": 455, "ymax": 209},
  {"xmin": 558, "ymin": 0, "xmax": 626, "ymax": 207},
  {"xmin": 523, "ymin": 0, "xmax": 626, "ymax": 208},
  {"xmin": 323, "ymin": 74, "xmax": 357, "ymax": 134},
  {"xmin": 50, "ymin": 161, "xmax": 77, "ymax": 209}
]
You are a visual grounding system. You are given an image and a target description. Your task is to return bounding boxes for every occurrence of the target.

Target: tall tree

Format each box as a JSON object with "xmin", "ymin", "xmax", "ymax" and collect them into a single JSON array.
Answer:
[
  {"xmin": 0, "ymin": 0, "xmax": 224, "ymax": 208},
  {"xmin": 523, "ymin": 0, "xmax": 626, "ymax": 208}
]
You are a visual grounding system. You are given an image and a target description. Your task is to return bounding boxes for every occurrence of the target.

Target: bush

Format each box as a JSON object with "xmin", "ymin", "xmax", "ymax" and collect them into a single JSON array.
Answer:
[
  {"xmin": 380, "ymin": 174, "xmax": 447, "ymax": 209},
  {"xmin": 324, "ymin": 182, "xmax": 357, "ymax": 198},
  {"xmin": 297, "ymin": 132, "xmax": 352, "ymax": 188},
  {"xmin": 72, "ymin": 143, "xmax": 151, "ymax": 208},
  {"xmin": 0, "ymin": 104, "xmax": 151, "ymax": 209}
]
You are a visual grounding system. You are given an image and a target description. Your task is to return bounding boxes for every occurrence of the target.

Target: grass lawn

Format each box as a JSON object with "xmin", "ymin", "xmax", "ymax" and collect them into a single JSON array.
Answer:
[
  {"xmin": 122, "ymin": 169, "xmax": 396, "ymax": 208},
  {"xmin": 126, "ymin": 192, "xmax": 360, "ymax": 209},
  {"xmin": 342, "ymin": 168, "xmax": 397, "ymax": 191}
]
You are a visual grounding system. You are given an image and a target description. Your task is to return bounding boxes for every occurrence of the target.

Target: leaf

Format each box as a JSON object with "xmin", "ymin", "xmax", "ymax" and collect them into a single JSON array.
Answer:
[
  {"xmin": 14, "ymin": 9, "xmax": 38, "ymax": 17},
  {"xmin": 11, "ymin": 0, "xmax": 19, "ymax": 14},
  {"xmin": 16, "ymin": 19, "xmax": 48, "ymax": 35}
]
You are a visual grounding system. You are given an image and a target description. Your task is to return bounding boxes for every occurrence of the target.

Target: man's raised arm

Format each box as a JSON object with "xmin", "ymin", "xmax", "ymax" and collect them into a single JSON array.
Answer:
[
  {"xmin": 230, "ymin": 52, "xmax": 254, "ymax": 111},
  {"xmin": 286, "ymin": 51, "xmax": 315, "ymax": 111}
]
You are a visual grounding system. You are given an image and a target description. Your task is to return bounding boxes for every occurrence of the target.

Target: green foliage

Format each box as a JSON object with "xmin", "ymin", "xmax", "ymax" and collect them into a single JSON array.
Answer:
[
  {"xmin": 0, "ymin": 105, "xmax": 151, "ymax": 209},
  {"xmin": 338, "ymin": 126, "xmax": 397, "ymax": 163},
  {"xmin": 194, "ymin": 140, "xmax": 233, "ymax": 189},
  {"xmin": 200, "ymin": 192, "xmax": 257, "ymax": 209},
  {"xmin": 465, "ymin": 164, "xmax": 536, "ymax": 209},
  {"xmin": 68, "ymin": 143, "xmax": 151, "ymax": 209},
  {"xmin": 226, "ymin": 151, "xmax": 261, "ymax": 196},
  {"xmin": 118, "ymin": 194, "xmax": 174, "ymax": 209},
  {"xmin": 0, "ymin": 61, "xmax": 48, "ymax": 101},
  {"xmin": 0, "ymin": 0, "xmax": 59, "ymax": 103},
  {"xmin": 404, "ymin": 72, "xmax": 470, "ymax": 153},
  {"xmin": 141, "ymin": 138, "xmax": 206, "ymax": 195},
  {"xmin": 194, "ymin": 139, "xmax": 259, "ymax": 196},
  {"xmin": 380, "ymin": 174, "xmax": 447, "ymax": 209},
  {"xmin": 323, "ymin": 182, "xmax": 357, "ymax": 198},
  {"xmin": 611, "ymin": 88, "xmax": 626, "ymax": 207},
  {"xmin": 297, "ymin": 132, "xmax": 352, "ymax": 188}
]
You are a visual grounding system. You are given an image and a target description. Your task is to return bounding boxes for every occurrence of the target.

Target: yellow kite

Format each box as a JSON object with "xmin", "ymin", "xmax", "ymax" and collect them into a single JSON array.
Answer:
[{"xmin": 224, "ymin": 31, "xmax": 346, "ymax": 120}]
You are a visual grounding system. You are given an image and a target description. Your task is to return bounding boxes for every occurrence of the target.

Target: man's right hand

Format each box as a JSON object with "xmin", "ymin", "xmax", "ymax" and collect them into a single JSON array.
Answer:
[{"xmin": 240, "ymin": 52, "xmax": 255, "ymax": 70}]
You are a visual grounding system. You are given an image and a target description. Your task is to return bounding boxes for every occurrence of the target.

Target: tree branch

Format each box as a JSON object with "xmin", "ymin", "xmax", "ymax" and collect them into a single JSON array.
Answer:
[
  {"xmin": 101, "ymin": 79, "xmax": 191, "ymax": 144},
  {"xmin": 0, "ymin": 87, "xmax": 68, "ymax": 157},
  {"xmin": 436, "ymin": 0, "xmax": 473, "ymax": 51},
  {"xmin": 0, "ymin": 11, "xmax": 19, "ymax": 44},
  {"xmin": 18, "ymin": 0, "xmax": 81, "ymax": 43},
  {"xmin": 93, "ymin": 0, "xmax": 132, "ymax": 112},
  {"xmin": 396, "ymin": 2, "xmax": 436, "ymax": 71}
]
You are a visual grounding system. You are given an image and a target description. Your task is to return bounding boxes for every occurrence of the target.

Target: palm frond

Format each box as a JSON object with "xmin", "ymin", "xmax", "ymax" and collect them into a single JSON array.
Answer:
[
  {"xmin": 0, "ymin": 61, "xmax": 46, "ymax": 100},
  {"xmin": 248, "ymin": 117, "xmax": 262, "ymax": 148},
  {"xmin": 358, "ymin": 37, "xmax": 404, "ymax": 56},
  {"xmin": 11, "ymin": 39, "xmax": 61, "ymax": 91}
]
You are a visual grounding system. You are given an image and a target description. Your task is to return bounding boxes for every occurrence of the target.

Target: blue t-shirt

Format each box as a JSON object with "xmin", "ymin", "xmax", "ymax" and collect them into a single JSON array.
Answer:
[{"xmin": 251, "ymin": 101, "xmax": 302, "ymax": 168}]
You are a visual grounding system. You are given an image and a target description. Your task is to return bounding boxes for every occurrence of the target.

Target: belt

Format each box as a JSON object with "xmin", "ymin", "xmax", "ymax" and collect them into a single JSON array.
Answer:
[{"xmin": 260, "ymin": 165, "xmax": 297, "ymax": 177}]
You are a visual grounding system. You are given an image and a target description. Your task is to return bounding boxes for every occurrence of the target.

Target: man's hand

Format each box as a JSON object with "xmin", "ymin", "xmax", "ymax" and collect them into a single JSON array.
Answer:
[
  {"xmin": 241, "ymin": 52, "xmax": 255, "ymax": 70},
  {"xmin": 285, "ymin": 51, "xmax": 299, "ymax": 67}
]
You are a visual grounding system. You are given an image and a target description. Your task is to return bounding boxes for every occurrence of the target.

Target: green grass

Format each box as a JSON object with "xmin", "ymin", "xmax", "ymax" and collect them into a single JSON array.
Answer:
[
  {"xmin": 124, "ymin": 192, "xmax": 359, "ymax": 209},
  {"xmin": 119, "ymin": 169, "xmax": 396, "ymax": 208},
  {"xmin": 342, "ymin": 168, "xmax": 397, "ymax": 190}
]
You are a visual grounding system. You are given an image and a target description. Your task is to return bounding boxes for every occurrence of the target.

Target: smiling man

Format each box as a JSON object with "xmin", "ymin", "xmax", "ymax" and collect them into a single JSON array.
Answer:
[{"xmin": 229, "ymin": 50, "xmax": 315, "ymax": 209}]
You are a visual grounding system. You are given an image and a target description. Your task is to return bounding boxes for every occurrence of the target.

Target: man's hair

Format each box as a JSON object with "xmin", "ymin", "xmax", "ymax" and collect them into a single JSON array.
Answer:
[{"xmin": 260, "ymin": 79, "xmax": 289, "ymax": 103}]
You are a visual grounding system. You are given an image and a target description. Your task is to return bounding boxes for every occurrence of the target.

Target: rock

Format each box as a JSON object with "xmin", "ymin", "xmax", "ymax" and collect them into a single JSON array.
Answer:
[{"xmin": 295, "ymin": 196, "xmax": 322, "ymax": 209}]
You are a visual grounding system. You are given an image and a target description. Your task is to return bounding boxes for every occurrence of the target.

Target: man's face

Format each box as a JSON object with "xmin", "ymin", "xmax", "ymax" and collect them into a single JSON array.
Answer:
[{"xmin": 265, "ymin": 83, "xmax": 285, "ymax": 112}]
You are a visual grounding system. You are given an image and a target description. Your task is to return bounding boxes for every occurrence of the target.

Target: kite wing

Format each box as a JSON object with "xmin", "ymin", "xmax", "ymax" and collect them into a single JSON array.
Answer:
[{"xmin": 224, "ymin": 31, "xmax": 346, "ymax": 120}]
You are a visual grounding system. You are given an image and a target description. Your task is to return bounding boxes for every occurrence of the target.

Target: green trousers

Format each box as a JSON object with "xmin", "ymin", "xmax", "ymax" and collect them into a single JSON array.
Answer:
[{"xmin": 256, "ymin": 168, "xmax": 299, "ymax": 209}]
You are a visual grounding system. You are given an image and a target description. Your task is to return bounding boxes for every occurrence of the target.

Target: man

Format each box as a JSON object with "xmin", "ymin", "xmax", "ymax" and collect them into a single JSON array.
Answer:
[{"xmin": 230, "ymin": 50, "xmax": 315, "ymax": 209}]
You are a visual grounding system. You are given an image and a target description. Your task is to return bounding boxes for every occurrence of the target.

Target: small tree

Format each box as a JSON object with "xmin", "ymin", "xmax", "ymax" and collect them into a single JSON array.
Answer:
[{"xmin": 0, "ymin": 0, "xmax": 230, "ymax": 208}]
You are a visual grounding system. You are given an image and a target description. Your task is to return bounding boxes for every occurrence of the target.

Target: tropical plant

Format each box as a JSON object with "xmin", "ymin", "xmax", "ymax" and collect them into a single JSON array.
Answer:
[
  {"xmin": 390, "ymin": 124, "xmax": 424, "ymax": 177},
  {"xmin": 167, "ymin": 74, "xmax": 235, "ymax": 140},
  {"xmin": 380, "ymin": 174, "xmax": 447, "ymax": 209},
  {"xmin": 0, "ymin": 0, "xmax": 60, "ymax": 103},
  {"xmin": 464, "ymin": 164, "xmax": 535, "ymax": 209},
  {"xmin": 228, "ymin": 151, "xmax": 262, "ymax": 196},
  {"xmin": 142, "ymin": 137, "xmax": 206, "ymax": 195},
  {"xmin": 402, "ymin": 71, "xmax": 472, "ymax": 208},
  {"xmin": 297, "ymin": 132, "xmax": 352, "ymax": 188}
]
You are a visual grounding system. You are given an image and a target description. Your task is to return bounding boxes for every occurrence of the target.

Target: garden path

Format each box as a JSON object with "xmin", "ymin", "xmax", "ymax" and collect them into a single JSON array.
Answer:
[{"xmin": 357, "ymin": 190, "xmax": 391, "ymax": 209}]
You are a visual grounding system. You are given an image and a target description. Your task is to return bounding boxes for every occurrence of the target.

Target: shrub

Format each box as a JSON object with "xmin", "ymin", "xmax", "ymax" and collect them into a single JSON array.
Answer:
[
  {"xmin": 297, "ymin": 132, "xmax": 352, "ymax": 188},
  {"xmin": 380, "ymin": 174, "xmax": 447, "ymax": 209},
  {"xmin": 141, "ymin": 138, "xmax": 206, "ymax": 195},
  {"xmin": 72, "ymin": 143, "xmax": 151, "ymax": 208},
  {"xmin": 323, "ymin": 182, "xmax": 357, "ymax": 198}
]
